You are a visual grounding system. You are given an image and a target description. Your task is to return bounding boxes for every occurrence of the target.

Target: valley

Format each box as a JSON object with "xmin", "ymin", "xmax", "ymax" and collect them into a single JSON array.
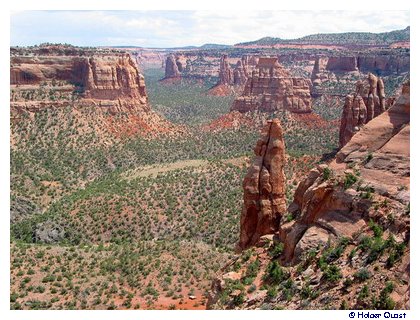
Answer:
[{"xmin": 10, "ymin": 23, "xmax": 410, "ymax": 310}]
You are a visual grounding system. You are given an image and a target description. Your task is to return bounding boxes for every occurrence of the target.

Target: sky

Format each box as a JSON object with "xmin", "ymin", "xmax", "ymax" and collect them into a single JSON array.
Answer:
[{"xmin": 10, "ymin": 10, "xmax": 410, "ymax": 48}]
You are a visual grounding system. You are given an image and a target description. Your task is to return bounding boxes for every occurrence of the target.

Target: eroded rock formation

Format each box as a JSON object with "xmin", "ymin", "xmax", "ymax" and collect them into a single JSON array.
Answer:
[
  {"xmin": 164, "ymin": 54, "xmax": 181, "ymax": 78},
  {"xmin": 10, "ymin": 48, "xmax": 149, "ymax": 115},
  {"xmin": 231, "ymin": 57, "xmax": 312, "ymax": 113},
  {"xmin": 209, "ymin": 81, "xmax": 410, "ymax": 310},
  {"xmin": 326, "ymin": 56, "xmax": 358, "ymax": 72},
  {"xmin": 238, "ymin": 119, "xmax": 287, "ymax": 250},
  {"xmin": 233, "ymin": 60, "xmax": 248, "ymax": 85},
  {"xmin": 10, "ymin": 49, "xmax": 149, "ymax": 115},
  {"xmin": 283, "ymin": 80, "xmax": 409, "ymax": 265},
  {"xmin": 218, "ymin": 54, "xmax": 233, "ymax": 85},
  {"xmin": 310, "ymin": 56, "xmax": 331, "ymax": 96},
  {"xmin": 339, "ymin": 73, "xmax": 386, "ymax": 147},
  {"xmin": 10, "ymin": 46, "xmax": 186, "ymax": 138}
]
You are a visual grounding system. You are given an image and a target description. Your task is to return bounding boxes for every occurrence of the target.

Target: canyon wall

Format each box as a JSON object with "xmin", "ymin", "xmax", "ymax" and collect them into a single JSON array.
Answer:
[
  {"xmin": 10, "ymin": 47, "xmax": 149, "ymax": 115},
  {"xmin": 339, "ymin": 73, "xmax": 386, "ymax": 147},
  {"xmin": 283, "ymin": 80, "xmax": 409, "ymax": 264},
  {"xmin": 231, "ymin": 57, "xmax": 312, "ymax": 113}
]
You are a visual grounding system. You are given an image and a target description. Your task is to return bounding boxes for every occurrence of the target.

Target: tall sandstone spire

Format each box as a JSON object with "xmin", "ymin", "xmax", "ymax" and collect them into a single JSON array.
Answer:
[{"xmin": 238, "ymin": 119, "xmax": 287, "ymax": 250}]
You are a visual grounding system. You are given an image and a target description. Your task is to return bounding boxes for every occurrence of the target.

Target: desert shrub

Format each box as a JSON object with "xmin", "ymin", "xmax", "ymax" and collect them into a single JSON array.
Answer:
[
  {"xmin": 354, "ymin": 268, "xmax": 371, "ymax": 282},
  {"xmin": 268, "ymin": 243, "xmax": 284, "ymax": 258},
  {"xmin": 264, "ymin": 261, "xmax": 287, "ymax": 284},
  {"xmin": 344, "ymin": 173, "xmax": 358, "ymax": 189},
  {"xmin": 371, "ymin": 282, "xmax": 395, "ymax": 310},
  {"xmin": 323, "ymin": 265, "xmax": 342, "ymax": 282}
]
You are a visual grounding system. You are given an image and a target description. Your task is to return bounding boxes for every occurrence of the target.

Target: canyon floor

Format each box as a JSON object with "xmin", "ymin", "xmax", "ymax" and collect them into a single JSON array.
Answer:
[{"xmin": 10, "ymin": 57, "xmax": 409, "ymax": 310}]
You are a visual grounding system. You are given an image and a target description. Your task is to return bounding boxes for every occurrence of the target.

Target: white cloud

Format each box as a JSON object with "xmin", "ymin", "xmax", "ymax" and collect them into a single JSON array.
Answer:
[{"xmin": 10, "ymin": 10, "xmax": 410, "ymax": 47}]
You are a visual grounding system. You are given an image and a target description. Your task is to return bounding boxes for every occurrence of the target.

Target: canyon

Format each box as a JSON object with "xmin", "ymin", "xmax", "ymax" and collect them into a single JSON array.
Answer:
[{"xmin": 10, "ymin": 24, "xmax": 410, "ymax": 311}]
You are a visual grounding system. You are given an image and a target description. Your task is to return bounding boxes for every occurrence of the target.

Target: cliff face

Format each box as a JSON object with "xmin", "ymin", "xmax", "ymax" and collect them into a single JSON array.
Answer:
[
  {"xmin": 358, "ymin": 55, "xmax": 410, "ymax": 74},
  {"xmin": 311, "ymin": 53, "xmax": 409, "ymax": 97},
  {"xmin": 284, "ymin": 81, "xmax": 409, "ymax": 264},
  {"xmin": 339, "ymin": 73, "xmax": 386, "ymax": 147},
  {"xmin": 84, "ymin": 54, "xmax": 147, "ymax": 102},
  {"xmin": 219, "ymin": 54, "xmax": 233, "ymax": 85},
  {"xmin": 318, "ymin": 54, "xmax": 410, "ymax": 75},
  {"xmin": 326, "ymin": 56, "xmax": 358, "ymax": 72},
  {"xmin": 10, "ymin": 48, "xmax": 149, "ymax": 115},
  {"xmin": 231, "ymin": 57, "xmax": 312, "ymax": 113},
  {"xmin": 239, "ymin": 119, "xmax": 287, "ymax": 250},
  {"xmin": 233, "ymin": 60, "xmax": 248, "ymax": 85}
]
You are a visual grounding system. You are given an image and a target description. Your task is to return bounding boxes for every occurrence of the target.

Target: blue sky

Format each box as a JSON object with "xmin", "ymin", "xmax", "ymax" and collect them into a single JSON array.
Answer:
[{"xmin": 10, "ymin": 10, "xmax": 410, "ymax": 48}]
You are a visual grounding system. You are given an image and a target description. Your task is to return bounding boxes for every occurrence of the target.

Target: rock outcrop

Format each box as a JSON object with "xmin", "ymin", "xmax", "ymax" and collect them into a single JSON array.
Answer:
[
  {"xmin": 238, "ymin": 119, "xmax": 287, "ymax": 250},
  {"xmin": 10, "ymin": 46, "xmax": 185, "ymax": 138},
  {"xmin": 233, "ymin": 60, "xmax": 248, "ymax": 85},
  {"xmin": 282, "ymin": 80, "xmax": 410, "ymax": 264},
  {"xmin": 310, "ymin": 56, "xmax": 331, "ymax": 96},
  {"xmin": 10, "ymin": 49, "xmax": 149, "ymax": 114},
  {"xmin": 326, "ymin": 56, "xmax": 358, "ymax": 72},
  {"xmin": 358, "ymin": 55, "xmax": 410, "ymax": 74},
  {"xmin": 83, "ymin": 54, "xmax": 148, "ymax": 104},
  {"xmin": 231, "ymin": 57, "xmax": 312, "ymax": 113},
  {"xmin": 164, "ymin": 54, "xmax": 181, "ymax": 78},
  {"xmin": 218, "ymin": 54, "xmax": 233, "ymax": 85},
  {"xmin": 339, "ymin": 73, "xmax": 387, "ymax": 147}
]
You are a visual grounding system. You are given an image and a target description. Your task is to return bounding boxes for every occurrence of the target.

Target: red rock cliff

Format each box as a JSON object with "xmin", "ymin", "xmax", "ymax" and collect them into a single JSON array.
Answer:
[
  {"xmin": 218, "ymin": 54, "xmax": 233, "ymax": 85},
  {"xmin": 10, "ymin": 47, "xmax": 150, "ymax": 115},
  {"xmin": 231, "ymin": 57, "xmax": 312, "ymax": 114},
  {"xmin": 339, "ymin": 73, "xmax": 386, "ymax": 147},
  {"xmin": 282, "ymin": 80, "xmax": 409, "ymax": 264}
]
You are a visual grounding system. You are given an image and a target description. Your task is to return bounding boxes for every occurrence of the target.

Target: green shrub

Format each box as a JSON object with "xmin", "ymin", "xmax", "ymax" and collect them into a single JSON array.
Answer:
[
  {"xmin": 372, "ymin": 282, "xmax": 395, "ymax": 310},
  {"xmin": 322, "ymin": 167, "xmax": 332, "ymax": 181},
  {"xmin": 264, "ymin": 261, "xmax": 286, "ymax": 284},
  {"xmin": 323, "ymin": 265, "xmax": 342, "ymax": 282},
  {"xmin": 344, "ymin": 173, "xmax": 358, "ymax": 189},
  {"xmin": 269, "ymin": 243, "xmax": 284, "ymax": 258},
  {"xmin": 358, "ymin": 285, "xmax": 370, "ymax": 300},
  {"xmin": 354, "ymin": 268, "xmax": 371, "ymax": 282},
  {"xmin": 369, "ymin": 220, "xmax": 383, "ymax": 238}
]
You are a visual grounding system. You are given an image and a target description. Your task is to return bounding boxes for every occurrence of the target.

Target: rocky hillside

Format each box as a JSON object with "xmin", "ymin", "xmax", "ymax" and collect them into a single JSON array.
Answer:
[{"xmin": 208, "ymin": 80, "xmax": 409, "ymax": 310}]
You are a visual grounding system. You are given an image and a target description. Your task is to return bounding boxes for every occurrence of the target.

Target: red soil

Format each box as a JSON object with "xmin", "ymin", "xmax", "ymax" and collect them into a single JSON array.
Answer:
[
  {"xmin": 207, "ymin": 84, "xmax": 232, "ymax": 96},
  {"xmin": 202, "ymin": 112, "xmax": 253, "ymax": 132},
  {"xmin": 291, "ymin": 112, "xmax": 337, "ymax": 129}
]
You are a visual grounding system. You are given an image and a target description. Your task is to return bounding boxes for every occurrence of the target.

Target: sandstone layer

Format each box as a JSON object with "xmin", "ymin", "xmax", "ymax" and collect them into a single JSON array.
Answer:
[
  {"xmin": 218, "ymin": 54, "xmax": 233, "ymax": 85},
  {"xmin": 283, "ymin": 80, "xmax": 409, "ymax": 264},
  {"xmin": 238, "ymin": 119, "xmax": 287, "ymax": 250},
  {"xmin": 231, "ymin": 57, "xmax": 312, "ymax": 113},
  {"xmin": 233, "ymin": 60, "xmax": 248, "ymax": 85},
  {"xmin": 11, "ymin": 48, "xmax": 149, "ymax": 115},
  {"xmin": 339, "ymin": 73, "xmax": 386, "ymax": 147},
  {"xmin": 10, "ymin": 46, "xmax": 184, "ymax": 138}
]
